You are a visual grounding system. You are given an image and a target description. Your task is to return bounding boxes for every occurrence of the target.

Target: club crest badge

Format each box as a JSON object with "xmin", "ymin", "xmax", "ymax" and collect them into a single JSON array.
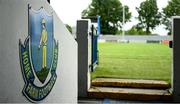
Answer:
[{"xmin": 19, "ymin": 5, "xmax": 58, "ymax": 102}]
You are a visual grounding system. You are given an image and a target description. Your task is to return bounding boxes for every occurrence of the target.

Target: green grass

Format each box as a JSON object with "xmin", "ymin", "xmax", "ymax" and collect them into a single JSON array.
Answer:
[
  {"xmin": 91, "ymin": 42, "xmax": 172, "ymax": 83},
  {"xmin": 36, "ymin": 68, "xmax": 49, "ymax": 83}
]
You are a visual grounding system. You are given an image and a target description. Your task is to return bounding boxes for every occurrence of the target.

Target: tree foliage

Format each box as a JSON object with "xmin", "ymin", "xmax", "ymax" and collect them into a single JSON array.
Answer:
[
  {"xmin": 117, "ymin": 26, "xmax": 147, "ymax": 35},
  {"xmin": 126, "ymin": 26, "xmax": 147, "ymax": 35},
  {"xmin": 136, "ymin": 0, "xmax": 161, "ymax": 35},
  {"xmin": 162, "ymin": 0, "xmax": 180, "ymax": 35},
  {"xmin": 82, "ymin": 0, "xmax": 131, "ymax": 35},
  {"xmin": 65, "ymin": 24, "xmax": 72, "ymax": 33}
]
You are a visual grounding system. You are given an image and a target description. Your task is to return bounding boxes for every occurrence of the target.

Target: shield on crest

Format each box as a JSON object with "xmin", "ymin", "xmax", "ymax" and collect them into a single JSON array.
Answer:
[
  {"xmin": 19, "ymin": 4, "xmax": 58, "ymax": 102},
  {"xmin": 29, "ymin": 7, "xmax": 53, "ymax": 83}
]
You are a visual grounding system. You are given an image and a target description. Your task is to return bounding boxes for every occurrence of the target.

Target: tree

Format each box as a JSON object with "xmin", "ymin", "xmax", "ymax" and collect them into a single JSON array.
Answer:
[
  {"xmin": 82, "ymin": 0, "xmax": 131, "ymax": 35},
  {"xmin": 163, "ymin": 0, "xmax": 180, "ymax": 35},
  {"xmin": 136, "ymin": 0, "xmax": 161, "ymax": 35},
  {"xmin": 125, "ymin": 26, "xmax": 147, "ymax": 35}
]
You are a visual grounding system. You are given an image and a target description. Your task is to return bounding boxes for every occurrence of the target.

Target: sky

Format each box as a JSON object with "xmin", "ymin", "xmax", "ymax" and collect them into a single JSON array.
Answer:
[{"xmin": 51, "ymin": 0, "xmax": 169, "ymax": 35}]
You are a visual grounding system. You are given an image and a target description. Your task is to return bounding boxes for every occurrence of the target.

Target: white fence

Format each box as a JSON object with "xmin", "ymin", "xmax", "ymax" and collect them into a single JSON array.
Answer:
[{"xmin": 99, "ymin": 35, "xmax": 172, "ymax": 43}]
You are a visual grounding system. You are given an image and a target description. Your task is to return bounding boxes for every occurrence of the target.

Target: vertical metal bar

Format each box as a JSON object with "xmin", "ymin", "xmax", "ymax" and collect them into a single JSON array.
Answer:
[
  {"xmin": 91, "ymin": 25, "xmax": 94, "ymax": 72},
  {"xmin": 122, "ymin": 6, "xmax": 125, "ymax": 40},
  {"xmin": 97, "ymin": 16, "xmax": 101, "ymax": 35}
]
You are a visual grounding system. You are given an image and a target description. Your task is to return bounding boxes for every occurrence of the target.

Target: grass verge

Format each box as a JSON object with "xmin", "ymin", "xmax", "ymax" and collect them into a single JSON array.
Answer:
[{"xmin": 91, "ymin": 42, "xmax": 172, "ymax": 83}]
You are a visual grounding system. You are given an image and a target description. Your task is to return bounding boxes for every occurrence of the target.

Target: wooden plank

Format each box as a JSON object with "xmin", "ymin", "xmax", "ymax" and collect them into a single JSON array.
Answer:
[
  {"xmin": 92, "ymin": 78, "xmax": 170, "ymax": 89},
  {"xmin": 88, "ymin": 87, "xmax": 172, "ymax": 101}
]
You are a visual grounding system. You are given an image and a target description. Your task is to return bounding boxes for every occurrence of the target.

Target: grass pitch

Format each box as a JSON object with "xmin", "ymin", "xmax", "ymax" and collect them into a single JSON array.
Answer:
[{"xmin": 91, "ymin": 42, "xmax": 172, "ymax": 83}]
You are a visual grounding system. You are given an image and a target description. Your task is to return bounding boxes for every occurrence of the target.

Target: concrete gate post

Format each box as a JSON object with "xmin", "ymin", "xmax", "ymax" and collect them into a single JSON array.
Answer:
[
  {"xmin": 172, "ymin": 17, "xmax": 180, "ymax": 102},
  {"xmin": 77, "ymin": 20, "xmax": 91, "ymax": 97}
]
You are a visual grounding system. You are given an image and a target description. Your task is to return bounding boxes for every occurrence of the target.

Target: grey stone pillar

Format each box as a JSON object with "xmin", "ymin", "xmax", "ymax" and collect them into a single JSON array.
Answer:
[
  {"xmin": 172, "ymin": 17, "xmax": 180, "ymax": 102},
  {"xmin": 77, "ymin": 20, "xmax": 91, "ymax": 97}
]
